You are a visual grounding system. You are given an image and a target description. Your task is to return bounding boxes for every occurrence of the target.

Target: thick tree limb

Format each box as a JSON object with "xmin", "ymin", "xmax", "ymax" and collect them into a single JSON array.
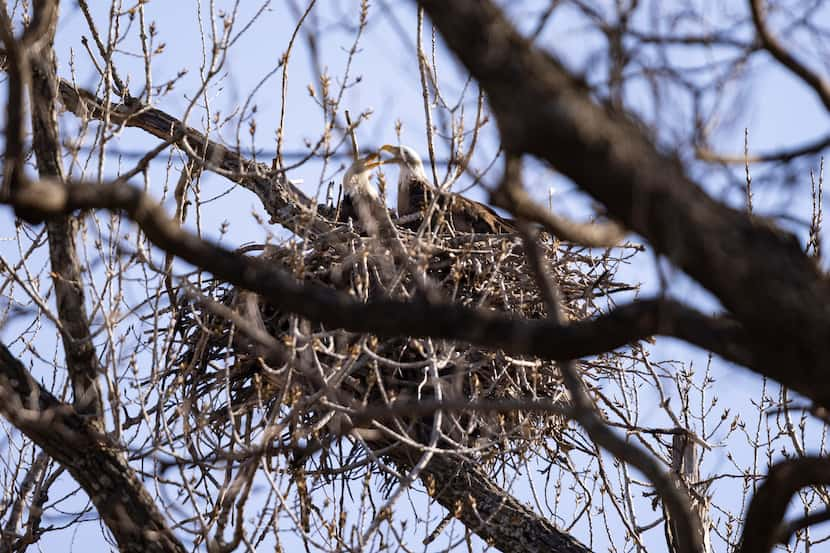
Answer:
[
  {"xmin": 8, "ymin": 178, "xmax": 761, "ymax": 375},
  {"xmin": 27, "ymin": 0, "xmax": 103, "ymax": 418},
  {"xmin": 388, "ymin": 448, "xmax": 593, "ymax": 553},
  {"xmin": 494, "ymin": 155, "xmax": 624, "ymax": 248},
  {"xmin": 0, "ymin": 3, "xmax": 26, "ymax": 197},
  {"xmin": 0, "ymin": 343, "xmax": 186, "ymax": 553},
  {"xmin": 418, "ymin": 0, "xmax": 830, "ymax": 407}
]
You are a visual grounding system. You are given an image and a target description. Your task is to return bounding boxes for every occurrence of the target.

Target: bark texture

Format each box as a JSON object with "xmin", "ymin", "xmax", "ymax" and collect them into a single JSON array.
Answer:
[{"xmin": 389, "ymin": 447, "xmax": 593, "ymax": 553}]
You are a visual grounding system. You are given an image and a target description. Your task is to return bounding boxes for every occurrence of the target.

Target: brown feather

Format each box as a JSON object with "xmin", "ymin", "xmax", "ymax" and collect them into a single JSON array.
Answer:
[
  {"xmin": 399, "ymin": 175, "xmax": 515, "ymax": 234},
  {"xmin": 337, "ymin": 194, "xmax": 359, "ymax": 225}
]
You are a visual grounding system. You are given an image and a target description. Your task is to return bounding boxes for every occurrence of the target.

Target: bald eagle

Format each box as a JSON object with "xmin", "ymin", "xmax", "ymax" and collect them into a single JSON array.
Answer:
[
  {"xmin": 337, "ymin": 153, "xmax": 385, "ymax": 229},
  {"xmin": 379, "ymin": 144, "xmax": 516, "ymax": 234}
]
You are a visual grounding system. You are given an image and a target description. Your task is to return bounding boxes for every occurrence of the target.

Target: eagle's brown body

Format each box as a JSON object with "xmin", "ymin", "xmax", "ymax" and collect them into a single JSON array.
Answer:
[
  {"xmin": 399, "ymin": 173, "xmax": 515, "ymax": 234},
  {"xmin": 383, "ymin": 144, "xmax": 515, "ymax": 235},
  {"xmin": 336, "ymin": 193, "xmax": 363, "ymax": 226}
]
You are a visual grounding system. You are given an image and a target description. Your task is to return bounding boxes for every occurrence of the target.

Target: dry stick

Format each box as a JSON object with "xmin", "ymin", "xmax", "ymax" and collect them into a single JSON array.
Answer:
[
  {"xmin": 77, "ymin": 0, "xmax": 127, "ymax": 96},
  {"xmin": 345, "ymin": 110, "xmax": 359, "ymax": 161},
  {"xmin": 416, "ymin": 6, "xmax": 440, "ymax": 189},
  {"xmin": 165, "ymin": 159, "xmax": 201, "ymax": 303},
  {"xmin": 180, "ymin": 284, "xmax": 285, "ymax": 364},
  {"xmin": 334, "ymin": 108, "xmax": 361, "ymax": 223},
  {"xmin": 49, "ymin": 76, "xmax": 334, "ymax": 237},
  {"xmin": 745, "ymin": 128, "xmax": 753, "ymax": 214},
  {"xmin": 9, "ymin": 453, "xmax": 55, "ymax": 550},
  {"xmin": 807, "ymin": 158, "xmax": 825, "ymax": 260},
  {"xmin": 274, "ymin": 0, "xmax": 318, "ymax": 171},
  {"xmin": 2, "ymin": 451, "xmax": 49, "ymax": 540},
  {"xmin": 345, "ymin": 398, "xmax": 570, "ymax": 426}
]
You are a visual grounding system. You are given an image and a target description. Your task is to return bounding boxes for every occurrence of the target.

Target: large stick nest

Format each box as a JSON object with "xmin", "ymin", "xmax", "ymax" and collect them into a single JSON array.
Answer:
[{"xmin": 163, "ymin": 219, "xmax": 639, "ymax": 470}]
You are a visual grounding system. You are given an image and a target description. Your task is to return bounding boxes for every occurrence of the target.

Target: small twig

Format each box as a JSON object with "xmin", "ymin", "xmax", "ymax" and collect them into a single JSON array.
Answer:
[
  {"xmin": 423, "ymin": 512, "xmax": 454, "ymax": 545},
  {"xmin": 345, "ymin": 109, "xmax": 359, "ymax": 161},
  {"xmin": 745, "ymin": 128, "xmax": 753, "ymax": 214},
  {"xmin": 417, "ymin": 7, "xmax": 440, "ymax": 188}
]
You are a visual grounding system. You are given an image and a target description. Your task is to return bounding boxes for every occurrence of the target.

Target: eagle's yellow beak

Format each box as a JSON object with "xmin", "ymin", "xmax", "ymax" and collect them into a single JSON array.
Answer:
[{"xmin": 379, "ymin": 144, "xmax": 401, "ymax": 163}]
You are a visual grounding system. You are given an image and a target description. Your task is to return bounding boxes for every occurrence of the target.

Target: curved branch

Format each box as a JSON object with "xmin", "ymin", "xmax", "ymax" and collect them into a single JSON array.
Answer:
[
  {"xmin": 739, "ymin": 456, "xmax": 830, "ymax": 553},
  {"xmin": 494, "ymin": 155, "xmax": 625, "ymax": 248},
  {"xmin": 776, "ymin": 507, "xmax": 830, "ymax": 547},
  {"xmin": 749, "ymin": 0, "xmax": 830, "ymax": 114}
]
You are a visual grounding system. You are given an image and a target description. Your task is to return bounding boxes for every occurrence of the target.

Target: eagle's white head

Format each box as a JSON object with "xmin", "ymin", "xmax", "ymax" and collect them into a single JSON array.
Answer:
[
  {"xmin": 342, "ymin": 153, "xmax": 381, "ymax": 199},
  {"xmin": 380, "ymin": 144, "xmax": 427, "ymax": 183}
]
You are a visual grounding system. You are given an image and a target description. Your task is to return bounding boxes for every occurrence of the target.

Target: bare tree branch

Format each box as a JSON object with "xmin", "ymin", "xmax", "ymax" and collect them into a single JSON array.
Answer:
[
  {"xmin": 388, "ymin": 448, "xmax": 594, "ymax": 553},
  {"xmin": 0, "ymin": 3, "xmax": 27, "ymax": 198},
  {"xmin": 3, "ymin": 2, "xmax": 830, "ymax": 550},
  {"xmin": 697, "ymin": 132, "xmax": 830, "ymax": 164},
  {"xmin": 516, "ymin": 196, "xmax": 702, "ymax": 553},
  {"xmin": 494, "ymin": 155, "xmax": 625, "ymax": 248},
  {"xmin": 776, "ymin": 507, "xmax": 830, "ymax": 547},
  {"xmin": 0, "ymin": 451, "xmax": 49, "ymax": 550},
  {"xmin": 50, "ymin": 76, "xmax": 334, "ymax": 238}
]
